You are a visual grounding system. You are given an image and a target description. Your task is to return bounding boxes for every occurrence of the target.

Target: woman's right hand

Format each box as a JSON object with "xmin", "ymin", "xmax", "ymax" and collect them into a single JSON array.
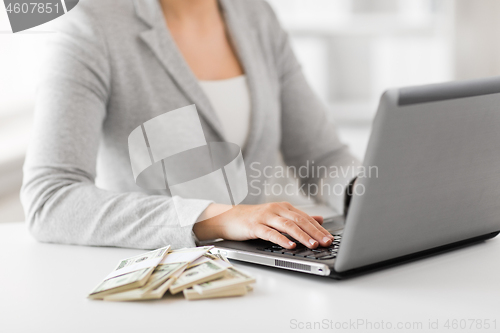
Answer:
[{"xmin": 193, "ymin": 202, "xmax": 334, "ymax": 249}]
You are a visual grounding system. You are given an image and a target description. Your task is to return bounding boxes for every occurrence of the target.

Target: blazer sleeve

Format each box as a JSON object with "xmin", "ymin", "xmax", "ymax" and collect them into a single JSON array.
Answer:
[
  {"xmin": 261, "ymin": 2, "xmax": 361, "ymax": 213},
  {"xmin": 21, "ymin": 6, "xmax": 211, "ymax": 250}
]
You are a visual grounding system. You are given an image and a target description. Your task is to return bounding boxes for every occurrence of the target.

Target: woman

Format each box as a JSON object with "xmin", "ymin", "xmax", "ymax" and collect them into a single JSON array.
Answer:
[{"xmin": 21, "ymin": 0, "xmax": 358, "ymax": 250}]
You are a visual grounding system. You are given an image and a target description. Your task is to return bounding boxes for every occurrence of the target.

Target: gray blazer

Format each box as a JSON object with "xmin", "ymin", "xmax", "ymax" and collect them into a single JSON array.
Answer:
[{"xmin": 21, "ymin": 0, "xmax": 358, "ymax": 249}]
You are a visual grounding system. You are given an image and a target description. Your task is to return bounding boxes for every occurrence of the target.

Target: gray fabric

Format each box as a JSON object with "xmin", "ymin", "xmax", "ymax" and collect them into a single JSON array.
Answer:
[{"xmin": 21, "ymin": 0, "xmax": 359, "ymax": 250}]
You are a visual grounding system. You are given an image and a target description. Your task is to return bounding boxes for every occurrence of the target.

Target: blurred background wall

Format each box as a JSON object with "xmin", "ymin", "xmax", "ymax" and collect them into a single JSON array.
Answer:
[{"xmin": 1, "ymin": 0, "xmax": 500, "ymax": 222}]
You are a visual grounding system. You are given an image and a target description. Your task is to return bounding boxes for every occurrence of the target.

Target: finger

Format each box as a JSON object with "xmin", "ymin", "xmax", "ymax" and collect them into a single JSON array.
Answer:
[
  {"xmin": 279, "ymin": 205, "xmax": 332, "ymax": 240},
  {"xmin": 286, "ymin": 211, "xmax": 332, "ymax": 247},
  {"xmin": 254, "ymin": 225, "xmax": 296, "ymax": 249},
  {"xmin": 288, "ymin": 206, "xmax": 333, "ymax": 240},
  {"xmin": 276, "ymin": 210, "xmax": 332, "ymax": 247},
  {"xmin": 312, "ymin": 216, "xmax": 324, "ymax": 224},
  {"xmin": 268, "ymin": 216, "xmax": 319, "ymax": 249}
]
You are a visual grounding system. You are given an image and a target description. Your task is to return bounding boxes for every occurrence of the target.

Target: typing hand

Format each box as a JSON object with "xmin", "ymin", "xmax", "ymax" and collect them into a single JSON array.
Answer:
[{"xmin": 193, "ymin": 202, "xmax": 334, "ymax": 249}]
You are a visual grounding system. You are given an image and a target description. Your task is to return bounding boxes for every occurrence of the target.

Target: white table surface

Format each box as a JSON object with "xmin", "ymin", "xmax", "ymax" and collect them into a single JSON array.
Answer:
[{"xmin": 1, "ymin": 222, "xmax": 499, "ymax": 333}]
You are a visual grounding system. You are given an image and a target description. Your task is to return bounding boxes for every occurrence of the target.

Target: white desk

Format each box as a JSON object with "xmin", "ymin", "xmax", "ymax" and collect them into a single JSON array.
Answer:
[{"xmin": 1, "ymin": 222, "xmax": 499, "ymax": 333}]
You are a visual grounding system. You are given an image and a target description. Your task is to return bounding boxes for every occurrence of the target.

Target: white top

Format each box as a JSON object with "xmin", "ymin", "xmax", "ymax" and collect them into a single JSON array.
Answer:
[
  {"xmin": 2, "ymin": 222, "xmax": 500, "ymax": 333},
  {"xmin": 199, "ymin": 75, "xmax": 251, "ymax": 148}
]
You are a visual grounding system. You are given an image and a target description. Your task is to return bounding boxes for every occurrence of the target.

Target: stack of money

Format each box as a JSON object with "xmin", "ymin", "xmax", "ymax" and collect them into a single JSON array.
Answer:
[{"xmin": 88, "ymin": 246, "xmax": 255, "ymax": 302}]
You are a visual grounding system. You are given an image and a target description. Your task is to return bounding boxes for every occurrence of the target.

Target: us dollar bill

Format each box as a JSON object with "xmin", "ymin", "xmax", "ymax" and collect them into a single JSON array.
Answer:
[
  {"xmin": 187, "ymin": 256, "xmax": 210, "ymax": 268},
  {"xmin": 88, "ymin": 268, "xmax": 152, "ymax": 299},
  {"xmin": 141, "ymin": 261, "xmax": 187, "ymax": 292},
  {"xmin": 169, "ymin": 260, "xmax": 227, "ymax": 294},
  {"xmin": 193, "ymin": 267, "xmax": 255, "ymax": 294},
  {"xmin": 112, "ymin": 246, "xmax": 170, "ymax": 274},
  {"xmin": 210, "ymin": 252, "xmax": 231, "ymax": 264},
  {"xmin": 103, "ymin": 262, "xmax": 188, "ymax": 302},
  {"xmin": 88, "ymin": 246, "xmax": 170, "ymax": 299},
  {"xmin": 145, "ymin": 262, "xmax": 188, "ymax": 299},
  {"xmin": 183, "ymin": 285, "xmax": 248, "ymax": 300},
  {"xmin": 160, "ymin": 246, "xmax": 212, "ymax": 265}
]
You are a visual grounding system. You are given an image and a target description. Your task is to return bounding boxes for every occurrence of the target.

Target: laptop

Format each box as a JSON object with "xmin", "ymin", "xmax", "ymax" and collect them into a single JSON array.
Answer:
[{"xmin": 208, "ymin": 76, "xmax": 500, "ymax": 279}]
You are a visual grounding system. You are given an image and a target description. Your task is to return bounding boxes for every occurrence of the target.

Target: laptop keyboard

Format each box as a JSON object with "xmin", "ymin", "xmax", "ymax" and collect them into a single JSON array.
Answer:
[{"xmin": 258, "ymin": 234, "xmax": 342, "ymax": 260}]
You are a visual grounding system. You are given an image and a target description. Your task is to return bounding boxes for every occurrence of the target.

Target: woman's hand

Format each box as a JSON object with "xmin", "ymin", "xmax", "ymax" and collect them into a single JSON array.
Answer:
[{"xmin": 193, "ymin": 202, "xmax": 334, "ymax": 249}]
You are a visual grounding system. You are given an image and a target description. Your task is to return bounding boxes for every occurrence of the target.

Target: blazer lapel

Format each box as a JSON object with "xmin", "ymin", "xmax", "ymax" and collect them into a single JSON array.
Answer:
[
  {"xmin": 133, "ymin": 0, "xmax": 267, "ymax": 156},
  {"xmin": 133, "ymin": 0, "xmax": 226, "ymax": 141}
]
